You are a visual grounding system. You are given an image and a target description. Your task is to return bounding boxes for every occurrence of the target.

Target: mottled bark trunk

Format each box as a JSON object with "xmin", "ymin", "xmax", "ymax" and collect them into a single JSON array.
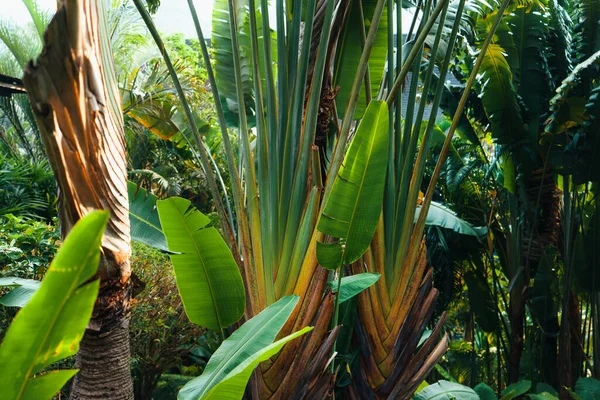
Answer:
[
  {"xmin": 71, "ymin": 318, "xmax": 133, "ymax": 400},
  {"xmin": 23, "ymin": 0, "xmax": 133, "ymax": 398}
]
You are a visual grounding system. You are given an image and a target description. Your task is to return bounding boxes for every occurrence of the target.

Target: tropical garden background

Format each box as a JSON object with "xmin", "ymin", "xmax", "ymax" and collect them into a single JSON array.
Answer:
[{"xmin": 0, "ymin": 0, "xmax": 599, "ymax": 398}]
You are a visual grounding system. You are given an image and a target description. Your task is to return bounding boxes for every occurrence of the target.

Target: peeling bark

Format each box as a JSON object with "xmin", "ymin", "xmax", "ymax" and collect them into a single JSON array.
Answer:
[{"xmin": 23, "ymin": 0, "xmax": 133, "ymax": 398}]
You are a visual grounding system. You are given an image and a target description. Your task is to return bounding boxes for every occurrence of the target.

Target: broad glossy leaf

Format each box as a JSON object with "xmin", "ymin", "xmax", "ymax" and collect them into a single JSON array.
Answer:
[
  {"xmin": 0, "ymin": 277, "xmax": 41, "ymax": 307},
  {"xmin": 0, "ymin": 211, "xmax": 107, "ymax": 399},
  {"xmin": 575, "ymin": 377, "xmax": 600, "ymax": 400},
  {"xmin": 501, "ymin": 380, "xmax": 532, "ymax": 400},
  {"xmin": 128, "ymin": 181, "xmax": 168, "ymax": 251},
  {"xmin": 179, "ymin": 295, "xmax": 306, "ymax": 400},
  {"xmin": 475, "ymin": 382, "xmax": 497, "ymax": 400},
  {"xmin": 416, "ymin": 201, "xmax": 487, "ymax": 237},
  {"xmin": 157, "ymin": 197, "xmax": 245, "ymax": 330},
  {"xmin": 477, "ymin": 43, "xmax": 525, "ymax": 145},
  {"xmin": 329, "ymin": 273, "xmax": 380, "ymax": 303},
  {"xmin": 333, "ymin": 0, "xmax": 388, "ymax": 119},
  {"xmin": 414, "ymin": 381, "xmax": 479, "ymax": 400},
  {"xmin": 204, "ymin": 327, "xmax": 312, "ymax": 399},
  {"xmin": 317, "ymin": 100, "xmax": 389, "ymax": 269}
]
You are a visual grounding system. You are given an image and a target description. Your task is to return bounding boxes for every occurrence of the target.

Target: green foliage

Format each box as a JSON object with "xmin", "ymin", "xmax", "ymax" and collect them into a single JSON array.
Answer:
[
  {"xmin": 474, "ymin": 382, "xmax": 497, "ymax": 400},
  {"xmin": 333, "ymin": 0, "xmax": 388, "ymax": 119},
  {"xmin": 0, "ymin": 278, "xmax": 40, "ymax": 308},
  {"xmin": 0, "ymin": 214, "xmax": 59, "ymax": 280},
  {"xmin": 129, "ymin": 242, "xmax": 204, "ymax": 399},
  {"xmin": 128, "ymin": 181, "xmax": 168, "ymax": 251},
  {"xmin": 414, "ymin": 380, "xmax": 479, "ymax": 400},
  {"xmin": 574, "ymin": 378, "xmax": 600, "ymax": 400},
  {"xmin": 0, "ymin": 156, "xmax": 57, "ymax": 221},
  {"xmin": 0, "ymin": 211, "xmax": 107, "ymax": 399},
  {"xmin": 329, "ymin": 273, "xmax": 381, "ymax": 303},
  {"xmin": 317, "ymin": 100, "xmax": 389, "ymax": 269},
  {"xmin": 502, "ymin": 380, "xmax": 532, "ymax": 400},
  {"xmin": 157, "ymin": 197, "xmax": 245, "ymax": 331},
  {"xmin": 178, "ymin": 295, "xmax": 311, "ymax": 400}
]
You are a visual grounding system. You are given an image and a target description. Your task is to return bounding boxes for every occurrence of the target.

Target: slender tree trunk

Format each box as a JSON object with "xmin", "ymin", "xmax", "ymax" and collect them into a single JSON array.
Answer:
[{"xmin": 23, "ymin": 0, "xmax": 133, "ymax": 398}]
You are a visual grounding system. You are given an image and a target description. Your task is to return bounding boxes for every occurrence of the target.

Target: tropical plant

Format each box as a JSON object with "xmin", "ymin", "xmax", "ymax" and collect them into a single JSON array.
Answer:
[
  {"xmin": 22, "ymin": 0, "xmax": 135, "ymax": 396},
  {"xmin": 430, "ymin": 0, "xmax": 600, "ymax": 393},
  {"xmin": 133, "ymin": 0, "xmax": 513, "ymax": 397},
  {"xmin": 129, "ymin": 242, "xmax": 204, "ymax": 400},
  {"xmin": 0, "ymin": 210, "xmax": 108, "ymax": 399}
]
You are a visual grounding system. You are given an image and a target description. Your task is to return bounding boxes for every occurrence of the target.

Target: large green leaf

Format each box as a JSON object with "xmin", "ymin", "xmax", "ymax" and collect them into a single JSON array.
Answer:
[
  {"xmin": 204, "ymin": 327, "xmax": 311, "ymax": 399},
  {"xmin": 502, "ymin": 380, "xmax": 532, "ymax": 400},
  {"xmin": 178, "ymin": 295, "xmax": 310, "ymax": 400},
  {"xmin": 417, "ymin": 201, "xmax": 488, "ymax": 237},
  {"xmin": 474, "ymin": 382, "xmax": 497, "ymax": 400},
  {"xmin": 0, "ymin": 277, "xmax": 41, "ymax": 307},
  {"xmin": 212, "ymin": 0, "xmax": 255, "ymax": 127},
  {"xmin": 414, "ymin": 381, "xmax": 479, "ymax": 400},
  {"xmin": 157, "ymin": 197, "xmax": 245, "ymax": 331},
  {"xmin": 317, "ymin": 100, "xmax": 389, "ymax": 269},
  {"xmin": 128, "ymin": 181, "xmax": 168, "ymax": 251},
  {"xmin": 328, "ymin": 272, "xmax": 380, "ymax": 303},
  {"xmin": 575, "ymin": 377, "xmax": 600, "ymax": 400},
  {"xmin": 333, "ymin": 0, "xmax": 388, "ymax": 119},
  {"xmin": 0, "ymin": 211, "xmax": 107, "ymax": 399},
  {"xmin": 477, "ymin": 43, "xmax": 525, "ymax": 145}
]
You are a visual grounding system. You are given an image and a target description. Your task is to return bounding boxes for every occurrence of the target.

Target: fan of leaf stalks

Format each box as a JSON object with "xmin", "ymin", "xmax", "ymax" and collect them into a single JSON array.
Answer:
[{"xmin": 135, "ymin": 0, "xmax": 510, "ymax": 397}]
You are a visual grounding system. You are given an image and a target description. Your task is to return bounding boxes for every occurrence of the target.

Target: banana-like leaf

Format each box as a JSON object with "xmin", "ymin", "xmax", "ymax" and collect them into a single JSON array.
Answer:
[
  {"xmin": 157, "ymin": 197, "xmax": 245, "ymax": 331},
  {"xmin": 328, "ymin": 272, "xmax": 380, "ymax": 303},
  {"xmin": 128, "ymin": 181, "xmax": 168, "ymax": 251},
  {"xmin": 0, "ymin": 277, "xmax": 41, "ymax": 307},
  {"xmin": 416, "ymin": 201, "xmax": 487, "ymax": 237},
  {"xmin": 317, "ymin": 100, "xmax": 389, "ymax": 269},
  {"xmin": 574, "ymin": 378, "xmax": 600, "ymax": 400},
  {"xmin": 179, "ymin": 295, "xmax": 310, "ymax": 400},
  {"xmin": 0, "ymin": 211, "xmax": 107, "ymax": 399},
  {"xmin": 212, "ymin": 0, "xmax": 256, "ymax": 127},
  {"xmin": 333, "ymin": 0, "xmax": 388, "ymax": 119},
  {"xmin": 414, "ymin": 381, "xmax": 479, "ymax": 400},
  {"xmin": 477, "ymin": 43, "xmax": 525, "ymax": 144},
  {"xmin": 203, "ymin": 327, "xmax": 312, "ymax": 399}
]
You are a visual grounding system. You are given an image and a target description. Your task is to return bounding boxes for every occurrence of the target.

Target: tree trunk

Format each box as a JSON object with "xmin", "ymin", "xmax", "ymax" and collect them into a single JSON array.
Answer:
[
  {"xmin": 23, "ymin": 0, "xmax": 133, "ymax": 398},
  {"xmin": 71, "ymin": 318, "xmax": 133, "ymax": 400}
]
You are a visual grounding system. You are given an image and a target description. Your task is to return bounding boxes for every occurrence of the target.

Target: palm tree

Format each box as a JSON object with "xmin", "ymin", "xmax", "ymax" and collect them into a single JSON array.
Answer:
[{"xmin": 23, "ymin": 0, "xmax": 133, "ymax": 397}]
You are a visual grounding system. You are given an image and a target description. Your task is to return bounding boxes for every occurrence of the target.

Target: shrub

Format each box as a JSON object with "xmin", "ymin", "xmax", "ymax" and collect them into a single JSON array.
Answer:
[{"xmin": 129, "ymin": 242, "xmax": 204, "ymax": 399}]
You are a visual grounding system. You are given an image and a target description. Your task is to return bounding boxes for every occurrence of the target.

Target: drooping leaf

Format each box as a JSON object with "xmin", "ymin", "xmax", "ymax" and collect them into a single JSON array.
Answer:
[
  {"xmin": 477, "ymin": 43, "xmax": 526, "ymax": 145},
  {"xmin": 157, "ymin": 197, "xmax": 245, "ymax": 331},
  {"xmin": 178, "ymin": 295, "xmax": 309, "ymax": 400},
  {"xmin": 575, "ymin": 377, "xmax": 600, "ymax": 400},
  {"xmin": 416, "ymin": 201, "xmax": 488, "ymax": 237},
  {"xmin": 0, "ymin": 211, "xmax": 107, "ymax": 399},
  {"xmin": 475, "ymin": 382, "xmax": 497, "ymax": 400},
  {"xmin": 414, "ymin": 381, "xmax": 479, "ymax": 400},
  {"xmin": 501, "ymin": 380, "xmax": 532, "ymax": 400},
  {"xmin": 317, "ymin": 100, "xmax": 389, "ymax": 269},
  {"xmin": 0, "ymin": 277, "xmax": 41, "ymax": 307},
  {"xmin": 128, "ymin": 181, "xmax": 168, "ymax": 251},
  {"xmin": 328, "ymin": 272, "xmax": 381, "ymax": 303}
]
